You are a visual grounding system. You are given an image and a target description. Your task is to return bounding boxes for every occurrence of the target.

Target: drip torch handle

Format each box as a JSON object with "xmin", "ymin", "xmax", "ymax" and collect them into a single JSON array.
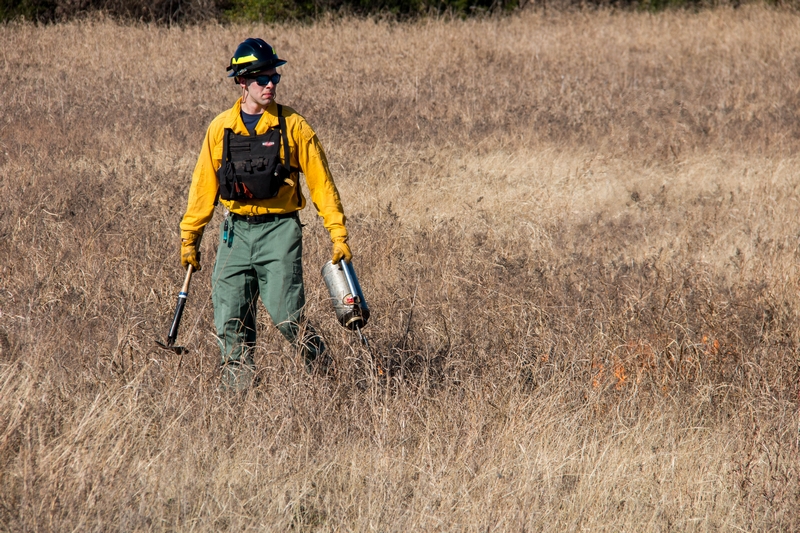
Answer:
[{"xmin": 341, "ymin": 260, "xmax": 358, "ymax": 300}]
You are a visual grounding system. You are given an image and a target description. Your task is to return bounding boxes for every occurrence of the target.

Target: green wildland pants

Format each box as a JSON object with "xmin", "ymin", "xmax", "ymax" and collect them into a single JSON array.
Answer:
[{"xmin": 211, "ymin": 213, "xmax": 323, "ymax": 372}]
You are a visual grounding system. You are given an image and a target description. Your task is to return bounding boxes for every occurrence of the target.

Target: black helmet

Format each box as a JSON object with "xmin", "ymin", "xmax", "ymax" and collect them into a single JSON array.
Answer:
[{"xmin": 227, "ymin": 38, "xmax": 287, "ymax": 78}]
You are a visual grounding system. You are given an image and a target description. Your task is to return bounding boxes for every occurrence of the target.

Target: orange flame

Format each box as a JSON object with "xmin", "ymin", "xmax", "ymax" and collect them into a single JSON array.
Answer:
[
  {"xmin": 702, "ymin": 335, "xmax": 721, "ymax": 356},
  {"xmin": 613, "ymin": 359, "xmax": 627, "ymax": 390}
]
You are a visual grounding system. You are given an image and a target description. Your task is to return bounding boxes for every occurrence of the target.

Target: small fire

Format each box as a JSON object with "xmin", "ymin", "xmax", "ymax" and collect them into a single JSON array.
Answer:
[
  {"xmin": 702, "ymin": 335, "xmax": 721, "ymax": 356},
  {"xmin": 613, "ymin": 359, "xmax": 627, "ymax": 390}
]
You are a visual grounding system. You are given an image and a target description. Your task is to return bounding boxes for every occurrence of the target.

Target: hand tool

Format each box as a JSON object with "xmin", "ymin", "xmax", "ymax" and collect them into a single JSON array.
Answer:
[{"xmin": 156, "ymin": 265, "xmax": 193, "ymax": 354}]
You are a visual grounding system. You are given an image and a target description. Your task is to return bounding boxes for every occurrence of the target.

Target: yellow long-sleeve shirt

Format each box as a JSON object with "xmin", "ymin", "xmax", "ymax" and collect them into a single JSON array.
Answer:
[{"xmin": 180, "ymin": 99, "xmax": 347, "ymax": 242}]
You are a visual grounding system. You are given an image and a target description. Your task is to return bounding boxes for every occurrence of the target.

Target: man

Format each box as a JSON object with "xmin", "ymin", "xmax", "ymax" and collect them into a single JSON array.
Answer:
[{"xmin": 179, "ymin": 37, "xmax": 352, "ymax": 390}]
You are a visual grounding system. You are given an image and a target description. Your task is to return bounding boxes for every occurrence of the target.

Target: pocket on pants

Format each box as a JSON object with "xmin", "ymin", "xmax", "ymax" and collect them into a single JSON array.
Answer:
[{"xmin": 292, "ymin": 256, "xmax": 303, "ymax": 280}]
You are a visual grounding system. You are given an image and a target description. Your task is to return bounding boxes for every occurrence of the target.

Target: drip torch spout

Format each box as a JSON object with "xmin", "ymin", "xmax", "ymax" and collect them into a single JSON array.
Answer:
[{"xmin": 356, "ymin": 324, "xmax": 370, "ymax": 350}]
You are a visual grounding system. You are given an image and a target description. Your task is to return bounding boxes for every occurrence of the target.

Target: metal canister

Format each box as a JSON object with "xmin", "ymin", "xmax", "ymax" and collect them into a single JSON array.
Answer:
[{"xmin": 321, "ymin": 260, "xmax": 370, "ymax": 330}]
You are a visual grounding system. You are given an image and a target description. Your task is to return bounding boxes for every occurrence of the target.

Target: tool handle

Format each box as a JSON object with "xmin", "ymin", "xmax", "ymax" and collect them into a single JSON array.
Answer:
[
  {"xmin": 167, "ymin": 265, "xmax": 193, "ymax": 345},
  {"xmin": 180, "ymin": 264, "xmax": 193, "ymax": 294}
]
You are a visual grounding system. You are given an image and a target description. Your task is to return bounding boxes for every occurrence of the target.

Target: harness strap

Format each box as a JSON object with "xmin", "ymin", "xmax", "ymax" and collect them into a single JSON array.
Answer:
[
  {"xmin": 278, "ymin": 105, "xmax": 291, "ymax": 170},
  {"xmin": 215, "ymin": 129, "xmax": 233, "ymax": 206},
  {"xmin": 277, "ymin": 104, "xmax": 302, "ymax": 206}
]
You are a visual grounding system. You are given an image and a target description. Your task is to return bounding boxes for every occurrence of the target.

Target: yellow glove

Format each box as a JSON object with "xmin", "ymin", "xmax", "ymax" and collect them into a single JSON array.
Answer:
[
  {"xmin": 332, "ymin": 238, "xmax": 352, "ymax": 264},
  {"xmin": 180, "ymin": 231, "xmax": 203, "ymax": 271}
]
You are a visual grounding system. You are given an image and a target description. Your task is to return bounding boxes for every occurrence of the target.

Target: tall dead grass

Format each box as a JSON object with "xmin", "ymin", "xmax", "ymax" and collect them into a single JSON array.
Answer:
[{"xmin": 1, "ymin": 6, "xmax": 799, "ymax": 531}]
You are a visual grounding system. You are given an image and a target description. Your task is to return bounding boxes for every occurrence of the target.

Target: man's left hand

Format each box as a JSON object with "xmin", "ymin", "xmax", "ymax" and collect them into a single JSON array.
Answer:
[{"xmin": 332, "ymin": 239, "xmax": 352, "ymax": 264}]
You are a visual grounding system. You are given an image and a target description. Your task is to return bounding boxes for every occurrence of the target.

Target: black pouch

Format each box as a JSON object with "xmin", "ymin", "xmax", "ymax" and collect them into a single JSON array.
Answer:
[
  {"xmin": 216, "ymin": 105, "xmax": 297, "ymax": 201},
  {"xmin": 217, "ymin": 128, "xmax": 282, "ymax": 200}
]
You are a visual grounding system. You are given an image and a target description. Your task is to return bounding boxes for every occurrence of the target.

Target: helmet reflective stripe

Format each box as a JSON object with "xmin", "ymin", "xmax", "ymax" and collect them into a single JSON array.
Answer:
[{"xmin": 232, "ymin": 54, "xmax": 258, "ymax": 65}]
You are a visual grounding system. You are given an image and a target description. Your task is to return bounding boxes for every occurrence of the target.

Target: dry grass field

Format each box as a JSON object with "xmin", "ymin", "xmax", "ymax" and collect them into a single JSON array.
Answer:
[{"xmin": 1, "ymin": 6, "xmax": 800, "ymax": 531}]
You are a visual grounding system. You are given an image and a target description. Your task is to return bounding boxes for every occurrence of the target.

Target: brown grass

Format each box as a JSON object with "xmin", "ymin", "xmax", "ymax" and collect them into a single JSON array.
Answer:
[{"xmin": 1, "ymin": 6, "xmax": 800, "ymax": 531}]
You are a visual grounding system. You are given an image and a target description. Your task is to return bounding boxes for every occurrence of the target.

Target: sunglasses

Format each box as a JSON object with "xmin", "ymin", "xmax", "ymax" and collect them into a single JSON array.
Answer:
[{"xmin": 247, "ymin": 73, "xmax": 281, "ymax": 86}]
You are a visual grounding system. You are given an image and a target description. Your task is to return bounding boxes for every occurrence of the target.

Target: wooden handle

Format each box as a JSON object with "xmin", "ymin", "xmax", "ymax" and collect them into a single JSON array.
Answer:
[{"xmin": 180, "ymin": 265, "xmax": 193, "ymax": 294}]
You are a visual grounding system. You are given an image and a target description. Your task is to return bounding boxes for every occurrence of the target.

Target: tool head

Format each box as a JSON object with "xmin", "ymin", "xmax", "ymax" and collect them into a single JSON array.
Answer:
[{"xmin": 156, "ymin": 340, "xmax": 187, "ymax": 355}]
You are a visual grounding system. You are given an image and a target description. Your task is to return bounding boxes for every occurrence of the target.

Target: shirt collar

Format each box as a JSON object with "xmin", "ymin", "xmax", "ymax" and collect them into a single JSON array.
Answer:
[{"xmin": 226, "ymin": 98, "xmax": 280, "ymax": 135}]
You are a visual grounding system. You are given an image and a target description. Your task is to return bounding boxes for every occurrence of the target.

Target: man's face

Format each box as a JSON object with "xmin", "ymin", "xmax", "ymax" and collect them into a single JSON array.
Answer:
[{"xmin": 239, "ymin": 68, "xmax": 279, "ymax": 107}]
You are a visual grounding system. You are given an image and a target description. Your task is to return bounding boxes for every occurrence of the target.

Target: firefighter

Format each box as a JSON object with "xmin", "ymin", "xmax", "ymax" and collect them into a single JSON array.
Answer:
[{"xmin": 179, "ymin": 38, "xmax": 351, "ymax": 390}]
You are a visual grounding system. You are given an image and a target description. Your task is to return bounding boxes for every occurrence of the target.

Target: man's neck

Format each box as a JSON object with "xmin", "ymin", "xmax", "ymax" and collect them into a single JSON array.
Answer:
[{"xmin": 241, "ymin": 99, "xmax": 272, "ymax": 115}]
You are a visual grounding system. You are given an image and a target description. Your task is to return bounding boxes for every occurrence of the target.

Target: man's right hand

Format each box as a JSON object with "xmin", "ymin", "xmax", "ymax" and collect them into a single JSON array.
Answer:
[{"xmin": 180, "ymin": 231, "xmax": 203, "ymax": 271}]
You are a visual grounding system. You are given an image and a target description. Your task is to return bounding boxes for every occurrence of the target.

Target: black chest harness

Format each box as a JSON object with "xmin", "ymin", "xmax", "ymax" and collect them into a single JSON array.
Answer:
[{"xmin": 216, "ymin": 105, "xmax": 299, "ymax": 201}]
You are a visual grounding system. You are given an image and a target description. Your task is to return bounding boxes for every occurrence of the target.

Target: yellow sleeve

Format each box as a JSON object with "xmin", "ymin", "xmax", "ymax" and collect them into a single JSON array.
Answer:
[
  {"xmin": 180, "ymin": 118, "xmax": 223, "ymax": 239},
  {"xmin": 295, "ymin": 119, "xmax": 348, "ymax": 242}
]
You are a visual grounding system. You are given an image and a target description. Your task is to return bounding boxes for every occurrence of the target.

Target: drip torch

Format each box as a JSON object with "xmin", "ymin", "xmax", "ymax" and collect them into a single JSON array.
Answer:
[{"xmin": 321, "ymin": 260, "xmax": 371, "ymax": 349}]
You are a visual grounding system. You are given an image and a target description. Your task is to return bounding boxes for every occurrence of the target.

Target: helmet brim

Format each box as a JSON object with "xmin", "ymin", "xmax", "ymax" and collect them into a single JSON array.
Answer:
[{"xmin": 227, "ymin": 59, "xmax": 287, "ymax": 78}]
